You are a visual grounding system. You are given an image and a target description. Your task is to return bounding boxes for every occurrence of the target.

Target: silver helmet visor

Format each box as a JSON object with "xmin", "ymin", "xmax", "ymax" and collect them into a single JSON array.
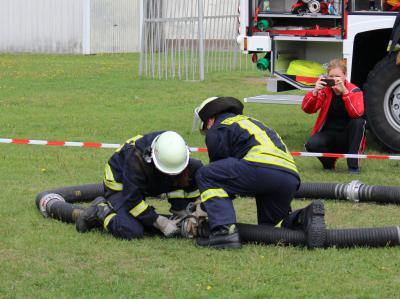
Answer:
[{"xmin": 192, "ymin": 106, "xmax": 206, "ymax": 135}]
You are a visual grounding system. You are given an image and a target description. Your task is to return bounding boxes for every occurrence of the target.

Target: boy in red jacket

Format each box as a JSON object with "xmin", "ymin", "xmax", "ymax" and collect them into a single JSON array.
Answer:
[{"xmin": 302, "ymin": 58, "xmax": 366, "ymax": 173}]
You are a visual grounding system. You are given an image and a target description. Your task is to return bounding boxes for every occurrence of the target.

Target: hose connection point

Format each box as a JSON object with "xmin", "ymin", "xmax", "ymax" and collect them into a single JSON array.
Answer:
[
  {"xmin": 346, "ymin": 180, "xmax": 364, "ymax": 202},
  {"xmin": 38, "ymin": 193, "xmax": 65, "ymax": 217},
  {"xmin": 396, "ymin": 226, "xmax": 400, "ymax": 244},
  {"xmin": 256, "ymin": 57, "xmax": 270, "ymax": 71},
  {"xmin": 179, "ymin": 215, "xmax": 200, "ymax": 239}
]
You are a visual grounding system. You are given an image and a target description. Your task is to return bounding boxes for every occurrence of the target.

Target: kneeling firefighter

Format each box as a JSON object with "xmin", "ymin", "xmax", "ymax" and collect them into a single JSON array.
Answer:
[
  {"xmin": 193, "ymin": 97, "xmax": 326, "ymax": 249},
  {"xmin": 76, "ymin": 131, "xmax": 203, "ymax": 240}
]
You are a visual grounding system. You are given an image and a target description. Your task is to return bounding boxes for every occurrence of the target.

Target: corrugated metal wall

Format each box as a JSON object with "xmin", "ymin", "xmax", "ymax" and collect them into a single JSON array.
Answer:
[
  {"xmin": 0, "ymin": 0, "xmax": 230, "ymax": 54},
  {"xmin": 0, "ymin": 0, "xmax": 84, "ymax": 53},
  {"xmin": 0, "ymin": 0, "xmax": 140, "ymax": 54},
  {"xmin": 90, "ymin": 0, "xmax": 140, "ymax": 53}
]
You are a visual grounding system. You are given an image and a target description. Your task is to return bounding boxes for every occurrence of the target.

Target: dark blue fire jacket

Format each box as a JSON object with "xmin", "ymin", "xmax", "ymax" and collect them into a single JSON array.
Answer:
[
  {"xmin": 104, "ymin": 131, "xmax": 201, "ymax": 227},
  {"xmin": 205, "ymin": 113, "xmax": 299, "ymax": 177}
]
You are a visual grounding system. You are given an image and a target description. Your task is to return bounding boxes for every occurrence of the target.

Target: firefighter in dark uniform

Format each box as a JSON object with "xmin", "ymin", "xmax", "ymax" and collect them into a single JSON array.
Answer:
[
  {"xmin": 194, "ymin": 97, "xmax": 326, "ymax": 249},
  {"xmin": 76, "ymin": 131, "xmax": 202, "ymax": 240}
]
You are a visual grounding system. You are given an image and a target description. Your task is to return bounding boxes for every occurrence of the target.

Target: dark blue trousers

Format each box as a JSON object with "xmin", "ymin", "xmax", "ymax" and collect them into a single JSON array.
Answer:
[
  {"xmin": 103, "ymin": 190, "xmax": 197, "ymax": 240},
  {"xmin": 104, "ymin": 191, "xmax": 158, "ymax": 240},
  {"xmin": 105, "ymin": 191, "xmax": 145, "ymax": 239},
  {"xmin": 195, "ymin": 158, "xmax": 300, "ymax": 231}
]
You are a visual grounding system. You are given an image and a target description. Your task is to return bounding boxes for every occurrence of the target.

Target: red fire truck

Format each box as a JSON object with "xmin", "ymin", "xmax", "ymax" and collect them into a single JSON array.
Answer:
[{"xmin": 238, "ymin": 0, "xmax": 400, "ymax": 151}]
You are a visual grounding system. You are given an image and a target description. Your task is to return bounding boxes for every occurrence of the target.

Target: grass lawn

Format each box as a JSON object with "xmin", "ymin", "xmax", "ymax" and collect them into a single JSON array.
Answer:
[{"xmin": 0, "ymin": 53, "xmax": 399, "ymax": 299}]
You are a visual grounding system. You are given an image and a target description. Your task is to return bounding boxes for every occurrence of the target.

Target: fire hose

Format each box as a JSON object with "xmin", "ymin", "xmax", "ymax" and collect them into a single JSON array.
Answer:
[
  {"xmin": 35, "ymin": 183, "xmax": 400, "ymax": 248},
  {"xmin": 37, "ymin": 180, "xmax": 400, "ymax": 206},
  {"xmin": 295, "ymin": 180, "xmax": 400, "ymax": 204}
]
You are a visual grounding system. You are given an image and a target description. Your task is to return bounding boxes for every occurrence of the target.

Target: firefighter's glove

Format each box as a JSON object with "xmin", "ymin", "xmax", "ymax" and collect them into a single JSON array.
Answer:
[{"xmin": 153, "ymin": 215, "xmax": 180, "ymax": 237}]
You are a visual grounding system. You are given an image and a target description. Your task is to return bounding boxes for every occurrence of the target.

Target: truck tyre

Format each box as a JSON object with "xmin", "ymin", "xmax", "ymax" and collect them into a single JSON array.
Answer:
[{"xmin": 364, "ymin": 52, "xmax": 400, "ymax": 152}]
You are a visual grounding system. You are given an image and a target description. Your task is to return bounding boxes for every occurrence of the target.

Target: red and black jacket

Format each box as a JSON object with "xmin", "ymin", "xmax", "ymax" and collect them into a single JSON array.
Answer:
[{"xmin": 302, "ymin": 81, "xmax": 364, "ymax": 136}]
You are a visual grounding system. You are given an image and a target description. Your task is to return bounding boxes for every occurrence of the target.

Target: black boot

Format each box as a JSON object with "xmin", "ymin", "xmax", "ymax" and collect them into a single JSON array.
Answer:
[
  {"xmin": 196, "ymin": 224, "xmax": 242, "ymax": 249},
  {"xmin": 298, "ymin": 200, "xmax": 326, "ymax": 249},
  {"xmin": 76, "ymin": 197, "xmax": 113, "ymax": 233}
]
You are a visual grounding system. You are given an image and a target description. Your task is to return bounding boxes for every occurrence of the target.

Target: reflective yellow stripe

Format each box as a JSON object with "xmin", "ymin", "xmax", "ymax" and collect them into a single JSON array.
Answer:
[
  {"xmin": 129, "ymin": 200, "xmax": 149, "ymax": 217},
  {"xmin": 250, "ymin": 145, "xmax": 295, "ymax": 164},
  {"xmin": 220, "ymin": 114, "xmax": 249, "ymax": 125},
  {"xmin": 185, "ymin": 190, "xmax": 201, "ymax": 198},
  {"xmin": 166, "ymin": 189, "xmax": 200, "ymax": 199},
  {"xmin": 239, "ymin": 119, "xmax": 271, "ymax": 146},
  {"xmin": 165, "ymin": 190, "xmax": 185, "ymax": 198},
  {"xmin": 244, "ymin": 154, "xmax": 298, "ymax": 173},
  {"xmin": 103, "ymin": 213, "xmax": 117, "ymax": 230},
  {"xmin": 275, "ymin": 220, "xmax": 283, "ymax": 228},
  {"xmin": 115, "ymin": 134, "xmax": 143, "ymax": 153},
  {"xmin": 245, "ymin": 146, "xmax": 297, "ymax": 172},
  {"xmin": 104, "ymin": 163, "xmax": 123, "ymax": 191},
  {"xmin": 104, "ymin": 163, "xmax": 115, "ymax": 181},
  {"xmin": 103, "ymin": 180, "xmax": 123, "ymax": 191},
  {"xmin": 126, "ymin": 135, "xmax": 143, "ymax": 145},
  {"xmin": 201, "ymin": 188, "xmax": 229, "ymax": 202},
  {"xmin": 221, "ymin": 116, "xmax": 298, "ymax": 173},
  {"xmin": 166, "ymin": 189, "xmax": 200, "ymax": 198},
  {"xmin": 222, "ymin": 115, "xmax": 270, "ymax": 146}
]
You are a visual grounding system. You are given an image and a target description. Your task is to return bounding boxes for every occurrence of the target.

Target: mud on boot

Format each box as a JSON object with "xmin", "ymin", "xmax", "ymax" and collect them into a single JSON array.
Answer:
[
  {"xmin": 76, "ymin": 197, "xmax": 112, "ymax": 233},
  {"xmin": 196, "ymin": 224, "xmax": 242, "ymax": 249},
  {"xmin": 299, "ymin": 200, "xmax": 326, "ymax": 249}
]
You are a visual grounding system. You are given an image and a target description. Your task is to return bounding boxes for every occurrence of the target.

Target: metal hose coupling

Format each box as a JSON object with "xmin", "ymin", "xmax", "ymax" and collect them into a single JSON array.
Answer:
[
  {"xmin": 345, "ymin": 180, "xmax": 364, "ymax": 202},
  {"xmin": 179, "ymin": 215, "xmax": 200, "ymax": 239},
  {"xmin": 38, "ymin": 193, "xmax": 66, "ymax": 217}
]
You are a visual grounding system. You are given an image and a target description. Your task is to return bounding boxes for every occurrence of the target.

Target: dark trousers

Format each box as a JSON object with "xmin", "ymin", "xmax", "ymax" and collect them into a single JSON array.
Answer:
[
  {"xmin": 103, "ymin": 191, "xmax": 158, "ymax": 240},
  {"xmin": 195, "ymin": 157, "xmax": 300, "ymax": 231},
  {"xmin": 305, "ymin": 118, "xmax": 366, "ymax": 169}
]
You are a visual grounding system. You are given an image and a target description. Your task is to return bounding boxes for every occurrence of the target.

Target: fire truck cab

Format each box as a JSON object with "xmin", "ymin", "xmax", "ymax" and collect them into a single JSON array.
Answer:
[{"xmin": 238, "ymin": 0, "xmax": 400, "ymax": 151}]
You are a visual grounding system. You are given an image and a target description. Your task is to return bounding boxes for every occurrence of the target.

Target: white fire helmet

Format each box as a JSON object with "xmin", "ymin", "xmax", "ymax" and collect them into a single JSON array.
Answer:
[{"xmin": 151, "ymin": 131, "xmax": 190, "ymax": 175}]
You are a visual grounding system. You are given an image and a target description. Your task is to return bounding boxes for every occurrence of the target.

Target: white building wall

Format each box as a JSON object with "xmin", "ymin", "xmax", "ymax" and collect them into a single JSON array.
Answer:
[
  {"xmin": 0, "ymin": 0, "xmax": 140, "ymax": 54},
  {"xmin": 0, "ymin": 0, "xmax": 231, "ymax": 54},
  {"xmin": 0, "ymin": 0, "xmax": 84, "ymax": 53},
  {"xmin": 90, "ymin": 0, "xmax": 140, "ymax": 53}
]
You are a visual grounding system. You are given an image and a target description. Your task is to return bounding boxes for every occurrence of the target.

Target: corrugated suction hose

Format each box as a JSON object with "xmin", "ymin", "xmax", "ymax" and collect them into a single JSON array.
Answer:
[
  {"xmin": 35, "ymin": 183, "xmax": 104, "ymax": 223},
  {"xmin": 35, "ymin": 183, "xmax": 400, "ymax": 248},
  {"xmin": 237, "ymin": 224, "xmax": 400, "ymax": 248},
  {"xmin": 35, "ymin": 183, "xmax": 104, "ymax": 206},
  {"xmin": 295, "ymin": 180, "xmax": 400, "ymax": 204}
]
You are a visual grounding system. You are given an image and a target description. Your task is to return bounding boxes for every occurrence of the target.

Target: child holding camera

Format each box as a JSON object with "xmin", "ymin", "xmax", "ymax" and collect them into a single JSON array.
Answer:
[{"xmin": 301, "ymin": 58, "xmax": 366, "ymax": 174}]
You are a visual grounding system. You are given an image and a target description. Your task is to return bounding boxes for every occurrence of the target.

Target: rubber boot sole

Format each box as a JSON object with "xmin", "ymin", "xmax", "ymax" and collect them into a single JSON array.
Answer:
[{"xmin": 306, "ymin": 200, "xmax": 326, "ymax": 249}]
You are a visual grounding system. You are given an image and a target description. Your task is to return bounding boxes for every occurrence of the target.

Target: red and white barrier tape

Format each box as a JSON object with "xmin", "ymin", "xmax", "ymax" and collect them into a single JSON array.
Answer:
[
  {"xmin": 290, "ymin": 152, "xmax": 400, "ymax": 160},
  {"xmin": 0, "ymin": 138, "xmax": 120, "ymax": 149},
  {"xmin": 1, "ymin": 138, "xmax": 400, "ymax": 160}
]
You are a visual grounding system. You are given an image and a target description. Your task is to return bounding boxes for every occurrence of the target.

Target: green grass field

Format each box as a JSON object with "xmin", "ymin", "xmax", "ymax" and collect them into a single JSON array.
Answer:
[{"xmin": 1, "ymin": 53, "xmax": 400, "ymax": 299}]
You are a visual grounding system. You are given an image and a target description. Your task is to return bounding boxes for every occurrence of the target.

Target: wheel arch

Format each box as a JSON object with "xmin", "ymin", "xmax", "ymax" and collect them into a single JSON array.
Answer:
[{"xmin": 350, "ymin": 29, "xmax": 392, "ymax": 89}]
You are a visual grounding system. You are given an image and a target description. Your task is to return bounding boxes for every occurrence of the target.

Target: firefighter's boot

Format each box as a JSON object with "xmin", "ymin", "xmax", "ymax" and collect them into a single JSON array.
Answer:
[
  {"xmin": 196, "ymin": 224, "xmax": 242, "ymax": 249},
  {"xmin": 297, "ymin": 200, "xmax": 326, "ymax": 249},
  {"xmin": 282, "ymin": 200, "xmax": 326, "ymax": 249},
  {"xmin": 76, "ymin": 197, "xmax": 113, "ymax": 233}
]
